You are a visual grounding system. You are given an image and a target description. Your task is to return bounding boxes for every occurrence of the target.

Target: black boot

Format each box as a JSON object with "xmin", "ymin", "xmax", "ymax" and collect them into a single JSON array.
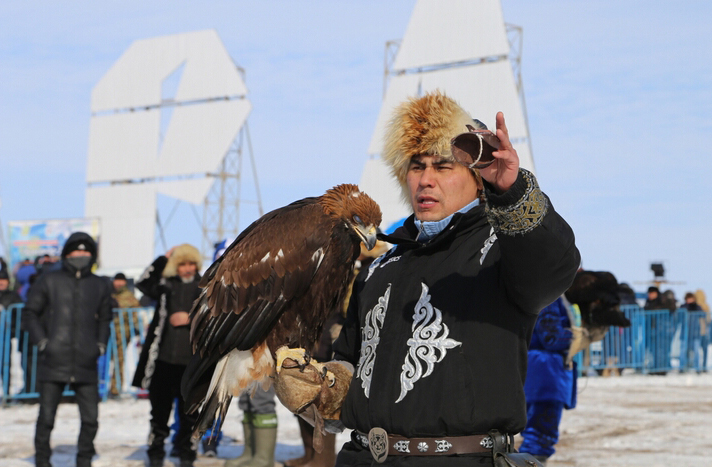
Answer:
[{"xmin": 202, "ymin": 436, "xmax": 218, "ymax": 457}]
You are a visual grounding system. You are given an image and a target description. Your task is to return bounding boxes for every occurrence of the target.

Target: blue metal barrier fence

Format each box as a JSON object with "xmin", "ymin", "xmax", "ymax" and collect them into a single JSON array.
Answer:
[
  {"xmin": 1, "ymin": 304, "xmax": 153, "ymax": 404},
  {"xmin": 2, "ymin": 304, "xmax": 710, "ymax": 404},
  {"xmin": 573, "ymin": 305, "xmax": 710, "ymax": 374}
]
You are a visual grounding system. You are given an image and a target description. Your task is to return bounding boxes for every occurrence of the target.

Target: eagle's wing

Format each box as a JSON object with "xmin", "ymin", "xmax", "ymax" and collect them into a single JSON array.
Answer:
[{"xmin": 189, "ymin": 197, "xmax": 332, "ymax": 358}]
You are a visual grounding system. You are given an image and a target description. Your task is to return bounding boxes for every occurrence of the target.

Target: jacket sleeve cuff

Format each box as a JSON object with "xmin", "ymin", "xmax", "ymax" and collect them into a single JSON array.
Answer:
[{"xmin": 483, "ymin": 168, "xmax": 549, "ymax": 236}]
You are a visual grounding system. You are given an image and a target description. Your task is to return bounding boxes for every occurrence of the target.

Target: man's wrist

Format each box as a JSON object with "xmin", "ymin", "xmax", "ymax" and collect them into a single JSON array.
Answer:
[{"xmin": 484, "ymin": 169, "xmax": 548, "ymax": 236}]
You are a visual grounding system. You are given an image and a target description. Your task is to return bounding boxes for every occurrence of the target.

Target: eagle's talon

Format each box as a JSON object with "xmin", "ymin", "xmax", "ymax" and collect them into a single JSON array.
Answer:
[
  {"xmin": 311, "ymin": 363, "xmax": 336, "ymax": 387},
  {"xmin": 275, "ymin": 346, "xmax": 309, "ymax": 374},
  {"xmin": 326, "ymin": 370, "xmax": 336, "ymax": 387},
  {"xmin": 297, "ymin": 351, "xmax": 312, "ymax": 371}
]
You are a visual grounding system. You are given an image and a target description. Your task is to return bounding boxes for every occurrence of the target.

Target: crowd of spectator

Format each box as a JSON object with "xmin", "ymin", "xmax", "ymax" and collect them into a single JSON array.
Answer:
[{"xmin": 1, "ymin": 240, "xmax": 710, "ymax": 467}]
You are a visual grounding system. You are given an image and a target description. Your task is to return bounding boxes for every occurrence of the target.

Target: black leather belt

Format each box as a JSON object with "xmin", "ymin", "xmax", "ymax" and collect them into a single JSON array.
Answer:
[{"xmin": 354, "ymin": 429, "xmax": 504, "ymax": 463}]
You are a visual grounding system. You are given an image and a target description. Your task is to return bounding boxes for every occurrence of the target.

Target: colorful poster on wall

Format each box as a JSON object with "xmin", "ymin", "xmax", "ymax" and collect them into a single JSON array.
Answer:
[{"xmin": 7, "ymin": 218, "xmax": 101, "ymax": 270}]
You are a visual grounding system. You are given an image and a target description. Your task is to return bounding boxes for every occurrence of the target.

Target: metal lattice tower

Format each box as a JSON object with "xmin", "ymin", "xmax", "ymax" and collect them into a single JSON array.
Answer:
[{"xmin": 201, "ymin": 121, "xmax": 263, "ymax": 262}]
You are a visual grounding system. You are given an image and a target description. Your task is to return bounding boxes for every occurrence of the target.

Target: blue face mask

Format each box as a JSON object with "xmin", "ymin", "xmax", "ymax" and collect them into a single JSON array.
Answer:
[{"xmin": 65, "ymin": 256, "xmax": 92, "ymax": 271}]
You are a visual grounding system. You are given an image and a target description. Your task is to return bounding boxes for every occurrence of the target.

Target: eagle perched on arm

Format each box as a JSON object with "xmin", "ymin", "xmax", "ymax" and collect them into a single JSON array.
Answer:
[{"xmin": 181, "ymin": 184, "xmax": 382, "ymax": 439}]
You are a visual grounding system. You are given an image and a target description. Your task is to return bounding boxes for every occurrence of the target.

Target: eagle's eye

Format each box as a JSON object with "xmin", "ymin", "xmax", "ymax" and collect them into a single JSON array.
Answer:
[{"xmin": 353, "ymin": 215, "xmax": 362, "ymax": 225}]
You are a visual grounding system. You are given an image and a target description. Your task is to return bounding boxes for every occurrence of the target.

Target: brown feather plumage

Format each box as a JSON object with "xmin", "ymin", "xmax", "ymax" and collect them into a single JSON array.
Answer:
[{"xmin": 183, "ymin": 185, "xmax": 382, "ymax": 440}]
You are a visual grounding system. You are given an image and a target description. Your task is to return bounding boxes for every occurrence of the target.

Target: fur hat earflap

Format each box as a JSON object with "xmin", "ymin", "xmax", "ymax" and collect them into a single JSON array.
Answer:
[
  {"xmin": 164, "ymin": 243, "xmax": 202, "ymax": 278},
  {"xmin": 382, "ymin": 91, "xmax": 483, "ymax": 200}
]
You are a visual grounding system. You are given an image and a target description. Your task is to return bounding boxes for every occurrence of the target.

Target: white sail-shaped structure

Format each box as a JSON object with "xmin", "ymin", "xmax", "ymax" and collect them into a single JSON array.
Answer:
[
  {"xmin": 85, "ymin": 30, "xmax": 250, "ymax": 272},
  {"xmin": 360, "ymin": 0, "xmax": 534, "ymax": 231}
]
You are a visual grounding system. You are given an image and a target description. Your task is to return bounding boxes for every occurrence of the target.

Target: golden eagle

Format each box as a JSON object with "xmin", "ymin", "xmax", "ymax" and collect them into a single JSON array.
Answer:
[{"xmin": 181, "ymin": 184, "xmax": 382, "ymax": 438}]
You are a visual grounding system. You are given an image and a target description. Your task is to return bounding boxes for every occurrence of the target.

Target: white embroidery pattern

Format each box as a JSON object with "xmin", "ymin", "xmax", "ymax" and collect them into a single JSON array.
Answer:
[
  {"xmin": 480, "ymin": 227, "xmax": 498, "ymax": 265},
  {"xmin": 356, "ymin": 284, "xmax": 391, "ymax": 398},
  {"xmin": 365, "ymin": 249, "xmax": 400, "ymax": 282},
  {"xmin": 396, "ymin": 283, "xmax": 462, "ymax": 403}
]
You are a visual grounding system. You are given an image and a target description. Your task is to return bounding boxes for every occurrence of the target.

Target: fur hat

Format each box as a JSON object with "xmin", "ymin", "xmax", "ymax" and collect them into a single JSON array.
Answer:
[
  {"xmin": 382, "ymin": 91, "xmax": 484, "ymax": 201},
  {"xmin": 164, "ymin": 244, "xmax": 202, "ymax": 278}
]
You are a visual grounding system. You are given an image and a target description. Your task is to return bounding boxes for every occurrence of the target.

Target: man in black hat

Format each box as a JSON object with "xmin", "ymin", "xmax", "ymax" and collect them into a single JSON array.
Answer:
[{"xmin": 22, "ymin": 232, "xmax": 112, "ymax": 467}]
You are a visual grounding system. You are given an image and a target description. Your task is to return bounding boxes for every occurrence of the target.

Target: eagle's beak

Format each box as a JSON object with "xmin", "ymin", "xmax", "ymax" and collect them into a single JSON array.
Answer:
[{"xmin": 356, "ymin": 225, "xmax": 378, "ymax": 250}]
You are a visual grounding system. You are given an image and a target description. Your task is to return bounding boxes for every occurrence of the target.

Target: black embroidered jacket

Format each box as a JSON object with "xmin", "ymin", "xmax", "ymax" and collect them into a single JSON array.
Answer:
[{"xmin": 332, "ymin": 169, "xmax": 580, "ymax": 462}]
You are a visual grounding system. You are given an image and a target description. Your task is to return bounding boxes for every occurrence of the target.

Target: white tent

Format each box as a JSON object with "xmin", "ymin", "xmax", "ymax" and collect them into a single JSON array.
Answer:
[{"xmin": 85, "ymin": 30, "xmax": 249, "ymax": 272}]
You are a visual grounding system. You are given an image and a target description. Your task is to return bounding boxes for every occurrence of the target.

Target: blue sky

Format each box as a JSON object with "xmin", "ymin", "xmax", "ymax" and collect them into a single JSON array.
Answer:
[{"xmin": 1, "ymin": 1, "xmax": 710, "ymax": 301}]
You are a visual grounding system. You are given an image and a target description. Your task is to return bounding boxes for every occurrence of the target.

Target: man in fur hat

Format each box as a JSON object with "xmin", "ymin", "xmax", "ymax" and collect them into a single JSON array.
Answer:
[
  {"xmin": 132, "ymin": 244, "xmax": 203, "ymax": 467},
  {"xmin": 275, "ymin": 92, "xmax": 580, "ymax": 466}
]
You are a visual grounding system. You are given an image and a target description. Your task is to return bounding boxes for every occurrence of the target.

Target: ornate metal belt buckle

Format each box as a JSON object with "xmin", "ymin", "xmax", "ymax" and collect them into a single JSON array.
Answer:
[
  {"xmin": 480, "ymin": 435, "xmax": 494, "ymax": 449},
  {"xmin": 368, "ymin": 427, "xmax": 388, "ymax": 463}
]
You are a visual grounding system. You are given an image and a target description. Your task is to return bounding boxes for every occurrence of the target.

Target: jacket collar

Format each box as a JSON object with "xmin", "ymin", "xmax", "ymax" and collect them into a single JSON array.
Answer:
[
  {"xmin": 413, "ymin": 199, "xmax": 481, "ymax": 243},
  {"xmin": 379, "ymin": 201, "xmax": 488, "ymax": 248}
]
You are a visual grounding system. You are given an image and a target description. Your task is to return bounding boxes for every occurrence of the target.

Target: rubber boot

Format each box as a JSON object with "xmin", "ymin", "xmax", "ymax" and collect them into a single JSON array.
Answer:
[
  {"xmin": 302, "ymin": 433, "xmax": 335, "ymax": 467},
  {"xmin": 225, "ymin": 416, "xmax": 254, "ymax": 467},
  {"xmin": 244, "ymin": 413, "xmax": 278, "ymax": 467},
  {"xmin": 284, "ymin": 417, "xmax": 314, "ymax": 467}
]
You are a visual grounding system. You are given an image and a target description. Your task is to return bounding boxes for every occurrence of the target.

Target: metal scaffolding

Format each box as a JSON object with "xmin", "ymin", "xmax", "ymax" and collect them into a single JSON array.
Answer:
[{"xmin": 201, "ymin": 121, "xmax": 263, "ymax": 262}]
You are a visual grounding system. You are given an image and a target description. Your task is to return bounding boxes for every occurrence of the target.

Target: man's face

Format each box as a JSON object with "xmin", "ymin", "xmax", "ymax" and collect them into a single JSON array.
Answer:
[
  {"xmin": 177, "ymin": 262, "xmax": 197, "ymax": 279},
  {"xmin": 648, "ymin": 290, "xmax": 659, "ymax": 301},
  {"xmin": 113, "ymin": 279, "xmax": 127, "ymax": 291},
  {"xmin": 0, "ymin": 279, "xmax": 8, "ymax": 291},
  {"xmin": 406, "ymin": 154, "xmax": 480, "ymax": 222}
]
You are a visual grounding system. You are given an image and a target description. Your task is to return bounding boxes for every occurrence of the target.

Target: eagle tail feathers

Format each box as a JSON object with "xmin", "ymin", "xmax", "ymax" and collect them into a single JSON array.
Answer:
[{"xmin": 190, "ymin": 346, "xmax": 274, "ymax": 440}]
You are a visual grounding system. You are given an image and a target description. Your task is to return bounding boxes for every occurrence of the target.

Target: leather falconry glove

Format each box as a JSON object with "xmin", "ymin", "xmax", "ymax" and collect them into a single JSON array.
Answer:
[{"xmin": 273, "ymin": 353, "xmax": 353, "ymax": 453}]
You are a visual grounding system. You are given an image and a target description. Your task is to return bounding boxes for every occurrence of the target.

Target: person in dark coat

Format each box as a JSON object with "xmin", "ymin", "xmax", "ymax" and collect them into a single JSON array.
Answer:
[
  {"xmin": 132, "ymin": 244, "xmax": 202, "ymax": 467},
  {"xmin": 22, "ymin": 232, "xmax": 112, "ymax": 467},
  {"xmin": 644, "ymin": 286, "xmax": 666, "ymax": 311},
  {"xmin": 0, "ymin": 267, "xmax": 23, "ymax": 331},
  {"xmin": 519, "ymin": 297, "xmax": 577, "ymax": 465},
  {"xmin": 275, "ymin": 93, "xmax": 580, "ymax": 466},
  {"xmin": 0, "ymin": 268, "xmax": 24, "ymax": 393},
  {"xmin": 644, "ymin": 286, "xmax": 672, "ymax": 373}
]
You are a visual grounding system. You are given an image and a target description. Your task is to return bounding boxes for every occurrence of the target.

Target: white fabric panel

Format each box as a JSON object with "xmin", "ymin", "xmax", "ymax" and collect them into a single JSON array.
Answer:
[
  {"xmin": 158, "ymin": 99, "xmax": 251, "ymax": 177},
  {"xmin": 392, "ymin": 0, "xmax": 510, "ymax": 71},
  {"xmin": 85, "ymin": 185, "xmax": 156, "ymax": 271},
  {"xmin": 87, "ymin": 111, "xmax": 159, "ymax": 182},
  {"xmin": 359, "ymin": 158, "xmax": 412, "ymax": 231},
  {"xmin": 155, "ymin": 178, "xmax": 216, "ymax": 205},
  {"xmin": 92, "ymin": 30, "xmax": 247, "ymax": 112},
  {"xmin": 88, "ymin": 99, "xmax": 249, "ymax": 182},
  {"xmin": 368, "ymin": 61, "xmax": 533, "ymax": 174},
  {"xmin": 173, "ymin": 31, "xmax": 247, "ymax": 102}
]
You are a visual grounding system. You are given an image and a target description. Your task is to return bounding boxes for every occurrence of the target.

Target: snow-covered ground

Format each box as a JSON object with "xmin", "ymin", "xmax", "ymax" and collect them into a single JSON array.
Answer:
[{"xmin": 2, "ymin": 372, "xmax": 712, "ymax": 466}]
